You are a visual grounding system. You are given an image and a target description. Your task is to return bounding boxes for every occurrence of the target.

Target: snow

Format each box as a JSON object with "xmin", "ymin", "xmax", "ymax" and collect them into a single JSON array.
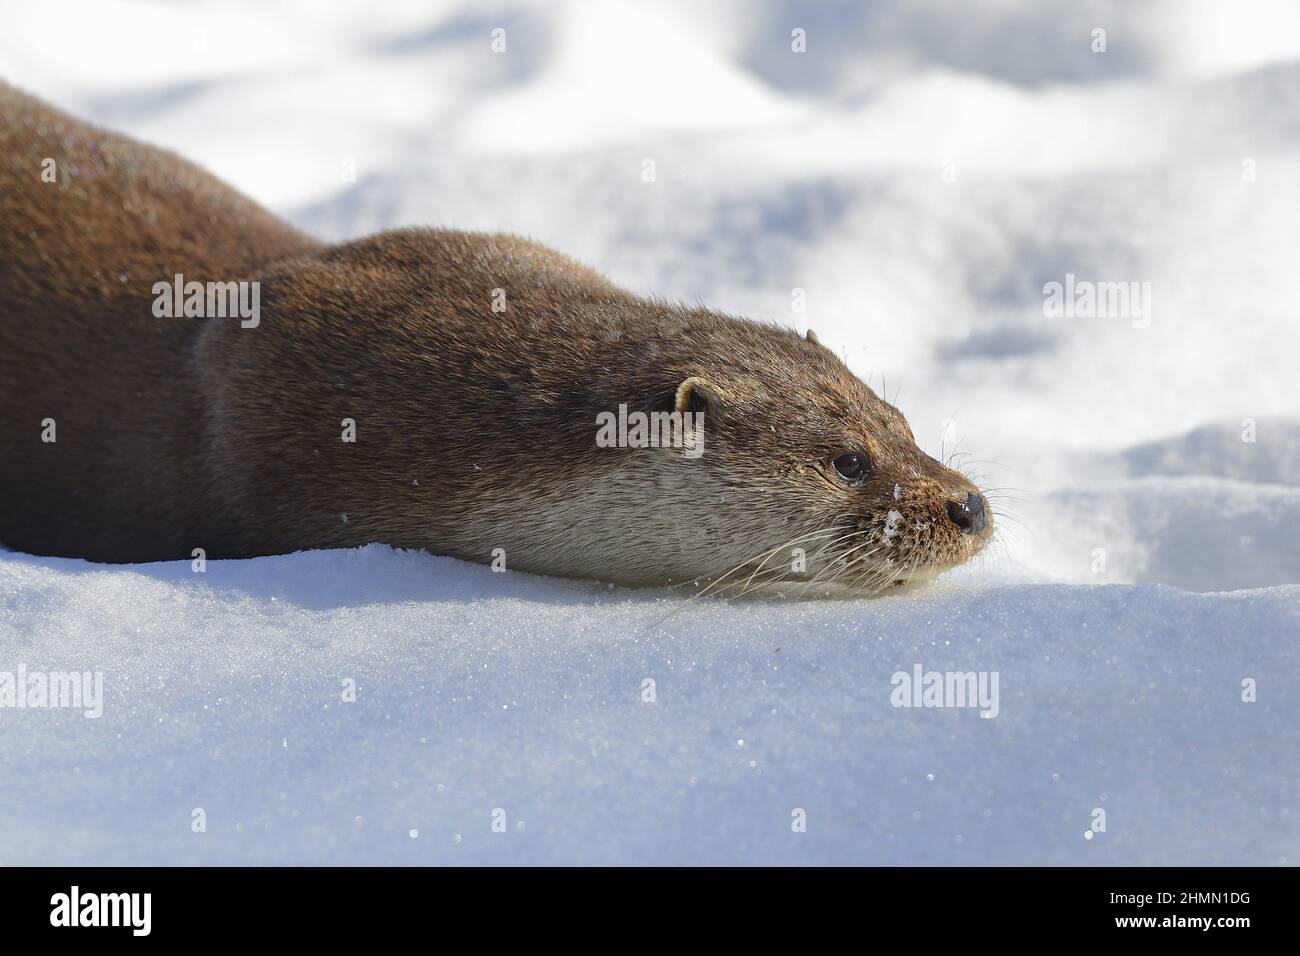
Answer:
[{"xmin": 1, "ymin": 0, "xmax": 1297, "ymax": 865}]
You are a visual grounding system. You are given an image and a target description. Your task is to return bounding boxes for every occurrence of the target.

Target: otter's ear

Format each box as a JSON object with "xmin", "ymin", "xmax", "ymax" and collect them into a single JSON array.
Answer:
[
  {"xmin": 675, "ymin": 376, "xmax": 725, "ymax": 416},
  {"xmin": 805, "ymin": 329, "xmax": 821, "ymax": 346}
]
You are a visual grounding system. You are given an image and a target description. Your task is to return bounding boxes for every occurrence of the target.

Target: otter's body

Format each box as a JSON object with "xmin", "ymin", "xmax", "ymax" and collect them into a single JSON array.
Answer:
[{"xmin": 1, "ymin": 83, "xmax": 991, "ymax": 591}]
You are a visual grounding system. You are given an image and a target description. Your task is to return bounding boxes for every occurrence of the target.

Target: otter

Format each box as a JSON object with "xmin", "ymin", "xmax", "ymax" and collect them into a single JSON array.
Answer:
[{"xmin": 0, "ymin": 82, "xmax": 992, "ymax": 594}]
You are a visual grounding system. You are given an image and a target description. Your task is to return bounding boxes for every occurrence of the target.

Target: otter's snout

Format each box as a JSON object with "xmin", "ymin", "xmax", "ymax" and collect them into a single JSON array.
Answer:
[{"xmin": 946, "ymin": 492, "xmax": 988, "ymax": 535}]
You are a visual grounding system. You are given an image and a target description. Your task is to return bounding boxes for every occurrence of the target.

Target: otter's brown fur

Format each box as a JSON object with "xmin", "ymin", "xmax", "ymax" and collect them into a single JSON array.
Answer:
[{"xmin": 0, "ymin": 83, "xmax": 991, "ymax": 591}]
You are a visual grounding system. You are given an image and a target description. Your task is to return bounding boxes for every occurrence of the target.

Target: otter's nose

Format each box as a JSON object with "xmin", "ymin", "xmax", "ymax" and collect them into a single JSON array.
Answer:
[{"xmin": 946, "ymin": 492, "xmax": 988, "ymax": 535}]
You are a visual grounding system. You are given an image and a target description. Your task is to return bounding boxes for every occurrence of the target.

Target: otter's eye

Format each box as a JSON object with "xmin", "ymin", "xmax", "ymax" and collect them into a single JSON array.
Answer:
[{"xmin": 833, "ymin": 452, "xmax": 867, "ymax": 481}]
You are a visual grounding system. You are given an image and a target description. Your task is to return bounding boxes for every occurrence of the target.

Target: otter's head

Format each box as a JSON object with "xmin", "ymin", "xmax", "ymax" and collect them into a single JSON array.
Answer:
[{"xmin": 652, "ymin": 322, "xmax": 993, "ymax": 597}]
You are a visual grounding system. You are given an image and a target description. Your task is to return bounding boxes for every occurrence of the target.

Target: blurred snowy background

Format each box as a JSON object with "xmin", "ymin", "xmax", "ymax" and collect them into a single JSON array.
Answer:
[{"xmin": 0, "ymin": 0, "xmax": 1297, "ymax": 864}]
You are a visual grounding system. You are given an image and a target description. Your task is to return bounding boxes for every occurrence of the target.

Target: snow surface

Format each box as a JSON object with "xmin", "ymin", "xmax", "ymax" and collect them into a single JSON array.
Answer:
[{"xmin": 1, "ymin": 0, "xmax": 1297, "ymax": 864}]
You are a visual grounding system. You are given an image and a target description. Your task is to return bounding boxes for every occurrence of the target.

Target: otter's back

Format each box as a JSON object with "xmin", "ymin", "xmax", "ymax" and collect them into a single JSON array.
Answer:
[{"xmin": 0, "ymin": 82, "xmax": 319, "ymax": 560}]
